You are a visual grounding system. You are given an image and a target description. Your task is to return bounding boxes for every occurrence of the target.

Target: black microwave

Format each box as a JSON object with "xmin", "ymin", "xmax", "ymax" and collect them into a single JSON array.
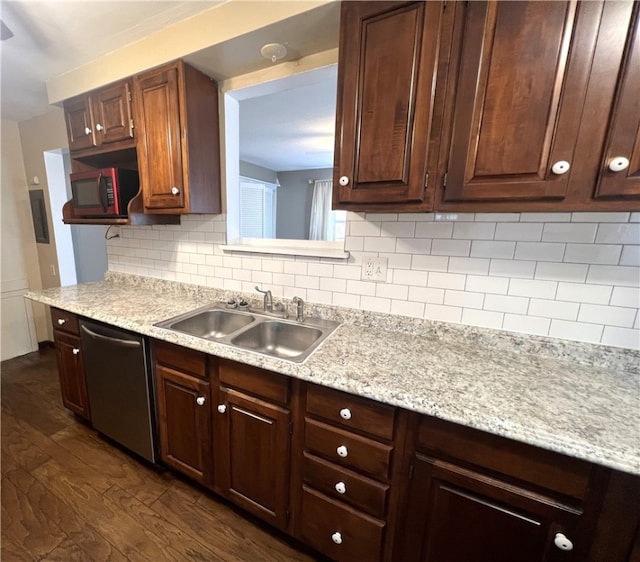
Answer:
[{"xmin": 69, "ymin": 168, "xmax": 140, "ymax": 217}]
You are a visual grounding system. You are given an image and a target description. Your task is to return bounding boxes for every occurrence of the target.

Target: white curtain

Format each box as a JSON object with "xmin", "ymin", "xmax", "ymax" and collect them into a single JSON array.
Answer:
[{"xmin": 309, "ymin": 180, "xmax": 333, "ymax": 240}]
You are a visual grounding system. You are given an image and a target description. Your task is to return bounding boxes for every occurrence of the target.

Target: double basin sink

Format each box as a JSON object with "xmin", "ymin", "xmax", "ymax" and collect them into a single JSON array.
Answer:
[{"xmin": 155, "ymin": 304, "xmax": 340, "ymax": 363}]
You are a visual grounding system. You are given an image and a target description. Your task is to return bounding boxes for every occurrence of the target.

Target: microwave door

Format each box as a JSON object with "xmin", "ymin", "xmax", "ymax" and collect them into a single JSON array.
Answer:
[{"xmin": 72, "ymin": 177, "xmax": 101, "ymax": 208}]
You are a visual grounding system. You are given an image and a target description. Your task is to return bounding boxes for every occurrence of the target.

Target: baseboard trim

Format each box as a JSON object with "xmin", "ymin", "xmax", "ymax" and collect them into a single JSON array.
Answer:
[{"xmin": 38, "ymin": 340, "xmax": 55, "ymax": 350}]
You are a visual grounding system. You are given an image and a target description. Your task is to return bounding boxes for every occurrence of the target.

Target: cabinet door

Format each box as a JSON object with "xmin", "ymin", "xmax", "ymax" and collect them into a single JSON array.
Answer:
[
  {"xmin": 443, "ymin": 1, "xmax": 596, "ymax": 203},
  {"xmin": 64, "ymin": 95, "xmax": 96, "ymax": 152},
  {"xmin": 134, "ymin": 65, "xmax": 186, "ymax": 212},
  {"xmin": 155, "ymin": 365, "xmax": 212, "ymax": 486},
  {"xmin": 594, "ymin": 3, "xmax": 640, "ymax": 199},
  {"xmin": 399, "ymin": 454, "xmax": 581, "ymax": 562},
  {"xmin": 92, "ymin": 81, "xmax": 134, "ymax": 146},
  {"xmin": 214, "ymin": 386, "xmax": 291, "ymax": 530},
  {"xmin": 333, "ymin": 1, "xmax": 443, "ymax": 209},
  {"xmin": 54, "ymin": 330, "xmax": 90, "ymax": 420}
]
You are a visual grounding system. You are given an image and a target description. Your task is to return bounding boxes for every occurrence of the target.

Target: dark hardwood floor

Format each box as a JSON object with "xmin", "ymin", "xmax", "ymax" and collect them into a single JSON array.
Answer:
[{"xmin": 1, "ymin": 348, "xmax": 318, "ymax": 561}]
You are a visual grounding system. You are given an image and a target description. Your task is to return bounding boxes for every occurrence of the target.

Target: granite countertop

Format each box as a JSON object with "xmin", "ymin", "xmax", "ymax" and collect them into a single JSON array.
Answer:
[{"xmin": 26, "ymin": 274, "xmax": 640, "ymax": 476}]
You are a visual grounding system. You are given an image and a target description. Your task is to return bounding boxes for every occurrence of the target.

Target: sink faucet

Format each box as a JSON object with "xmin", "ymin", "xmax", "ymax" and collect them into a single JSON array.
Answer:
[
  {"xmin": 255, "ymin": 286, "xmax": 273, "ymax": 312},
  {"xmin": 292, "ymin": 296, "xmax": 304, "ymax": 322}
]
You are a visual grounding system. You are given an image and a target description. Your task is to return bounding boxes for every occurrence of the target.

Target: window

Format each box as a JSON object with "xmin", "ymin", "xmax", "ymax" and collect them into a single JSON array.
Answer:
[{"xmin": 239, "ymin": 177, "xmax": 277, "ymax": 238}]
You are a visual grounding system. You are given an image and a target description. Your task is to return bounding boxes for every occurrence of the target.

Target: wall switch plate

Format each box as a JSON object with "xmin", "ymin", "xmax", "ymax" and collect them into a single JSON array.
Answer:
[{"xmin": 361, "ymin": 256, "xmax": 388, "ymax": 282}]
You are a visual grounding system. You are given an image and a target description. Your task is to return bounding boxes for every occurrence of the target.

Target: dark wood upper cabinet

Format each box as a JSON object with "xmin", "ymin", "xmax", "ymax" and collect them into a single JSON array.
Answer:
[
  {"xmin": 593, "ymin": 2, "xmax": 640, "ymax": 199},
  {"xmin": 64, "ymin": 80, "xmax": 134, "ymax": 154},
  {"xmin": 443, "ymin": 1, "xmax": 590, "ymax": 203},
  {"xmin": 333, "ymin": 1, "xmax": 445, "ymax": 211},
  {"xmin": 134, "ymin": 60, "xmax": 221, "ymax": 215}
]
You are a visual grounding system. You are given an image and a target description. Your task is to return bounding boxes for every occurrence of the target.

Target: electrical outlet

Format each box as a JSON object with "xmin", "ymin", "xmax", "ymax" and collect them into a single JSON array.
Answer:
[{"xmin": 361, "ymin": 256, "xmax": 388, "ymax": 282}]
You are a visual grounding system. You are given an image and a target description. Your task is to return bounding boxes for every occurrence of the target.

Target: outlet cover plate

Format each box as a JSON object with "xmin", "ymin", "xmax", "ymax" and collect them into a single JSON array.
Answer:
[{"xmin": 361, "ymin": 256, "xmax": 388, "ymax": 282}]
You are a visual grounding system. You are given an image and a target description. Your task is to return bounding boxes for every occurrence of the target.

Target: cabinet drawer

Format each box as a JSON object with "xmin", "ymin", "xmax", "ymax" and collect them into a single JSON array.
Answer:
[
  {"xmin": 305, "ymin": 418, "xmax": 392, "ymax": 481},
  {"xmin": 303, "ymin": 452, "xmax": 388, "ymax": 519},
  {"xmin": 306, "ymin": 384, "xmax": 396, "ymax": 440},
  {"xmin": 218, "ymin": 359, "xmax": 289, "ymax": 405},
  {"xmin": 51, "ymin": 308, "xmax": 79, "ymax": 335},
  {"xmin": 154, "ymin": 340, "xmax": 206, "ymax": 379},
  {"xmin": 417, "ymin": 416, "xmax": 592, "ymax": 501},
  {"xmin": 299, "ymin": 485, "xmax": 385, "ymax": 562}
]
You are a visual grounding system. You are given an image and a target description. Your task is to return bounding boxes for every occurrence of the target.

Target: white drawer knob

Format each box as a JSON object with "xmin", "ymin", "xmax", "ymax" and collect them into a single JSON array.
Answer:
[
  {"xmin": 608, "ymin": 156, "xmax": 630, "ymax": 172},
  {"xmin": 171, "ymin": 186, "xmax": 180, "ymax": 196},
  {"xmin": 84, "ymin": 127, "xmax": 92, "ymax": 135},
  {"xmin": 335, "ymin": 481, "xmax": 346, "ymax": 494},
  {"xmin": 217, "ymin": 404, "xmax": 227, "ymax": 414},
  {"xmin": 336, "ymin": 445, "xmax": 348, "ymax": 458},
  {"xmin": 196, "ymin": 396, "xmax": 205, "ymax": 406},
  {"xmin": 339, "ymin": 175, "xmax": 349, "ymax": 186},
  {"xmin": 331, "ymin": 531, "xmax": 342, "ymax": 545},
  {"xmin": 95, "ymin": 123, "xmax": 104, "ymax": 132},
  {"xmin": 339, "ymin": 408, "xmax": 352, "ymax": 420},
  {"xmin": 551, "ymin": 160, "xmax": 570, "ymax": 175},
  {"xmin": 72, "ymin": 348, "xmax": 80, "ymax": 355},
  {"xmin": 554, "ymin": 533, "xmax": 573, "ymax": 551},
  {"xmin": 57, "ymin": 318, "xmax": 66, "ymax": 325}
]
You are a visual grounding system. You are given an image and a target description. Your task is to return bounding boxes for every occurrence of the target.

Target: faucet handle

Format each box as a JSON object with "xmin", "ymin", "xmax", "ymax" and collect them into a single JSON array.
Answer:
[{"xmin": 255, "ymin": 285, "xmax": 268, "ymax": 295}]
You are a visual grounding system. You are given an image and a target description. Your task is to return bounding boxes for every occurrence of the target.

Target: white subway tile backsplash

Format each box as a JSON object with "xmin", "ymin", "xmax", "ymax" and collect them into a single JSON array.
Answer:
[
  {"xmin": 109, "ymin": 212, "xmax": 639, "ymax": 350},
  {"xmin": 601, "ymin": 326, "xmax": 640, "ymax": 350},
  {"xmin": 452, "ymin": 222, "xmax": 496, "ymax": 240},
  {"xmin": 578, "ymin": 304, "xmax": 637, "ymax": 328},
  {"xmin": 444, "ymin": 290, "xmax": 484, "ymax": 309},
  {"xmin": 494, "ymin": 223, "xmax": 543, "ymax": 241},
  {"xmin": 549, "ymin": 319, "xmax": 603, "ymax": 344},
  {"xmin": 534, "ymin": 262, "xmax": 588, "ymax": 283},
  {"xmin": 509, "ymin": 278, "xmax": 557, "ymax": 299},
  {"xmin": 556, "ymin": 282, "xmax": 612, "ymax": 304},
  {"xmin": 428, "ymin": 272, "xmax": 466, "ymax": 290},
  {"xmin": 448, "ymin": 257, "xmax": 490, "ymax": 275},
  {"xmin": 563, "ymin": 243, "xmax": 622, "ymax": 265},
  {"xmin": 587, "ymin": 265, "xmax": 640, "ymax": 287},
  {"xmin": 471, "ymin": 241, "xmax": 515, "ymax": 259},
  {"xmin": 431, "ymin": 239, "xmax": 471, "ymax": 256},
  {"xmin": 596, "ymin": 223, "xmax": 640, "ymax": 244},
  {"xmin": 528, "ymin": 298, "xmax": 579, "ymax": 321},
  {"xmin": 484, "ymin": 294, "xmax": 529, "ymax": 314},
  {"xmin": 515, "ymin": 242, "xmax": 565, "ymax": 262}
]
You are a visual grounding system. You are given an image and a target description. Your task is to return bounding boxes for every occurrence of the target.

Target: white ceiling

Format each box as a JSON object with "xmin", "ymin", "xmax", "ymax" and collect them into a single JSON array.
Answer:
[{"xmin": 0, "ymin": 0, "xmax": 340, "ymax": 171}]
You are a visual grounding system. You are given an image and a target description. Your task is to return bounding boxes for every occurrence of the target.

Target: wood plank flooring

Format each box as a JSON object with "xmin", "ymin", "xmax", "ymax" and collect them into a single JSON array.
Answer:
[{"xmin": 1, "ymin": 348, "xmax": 320, "ymax": 561}]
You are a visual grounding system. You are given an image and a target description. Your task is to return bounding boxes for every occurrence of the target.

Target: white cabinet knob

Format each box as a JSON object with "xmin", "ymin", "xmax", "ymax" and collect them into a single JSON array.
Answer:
[
  {"xmin": 339, "ymin": 408, "xmax": 352, "ymax": 420},
  {"xmin": 339, "ymin": 175, "xmax": 350, "ymax": 186},
  {"xmin": 57, "ymin": 318, "xmax": 66, "ymax": 325},
  {"xmin": 72, "ymin": 348, "xmax": 80, "ymax": 355},
  {"xmin": 196, "ymin": 396, "xmax": 205, "ymax": 406},
  {"xmin": 217, "ymin": 404, "xmax": 227, "ymax": 414},
  {"xmin": 551, "ymin": 161, "xmax": 570, "ymax": 175},
  {"xmin": 95, "ymin": 123, "xmax": 104, "ymax": 132},
  {"xmin": 608, "ymin": 156, "xmax": 630, "ymax": 172},
  {"xmin": 331, "ymin": 532, "xmax": 342, "ymax": 545},
  {"xmin": 554, "ymin": 533, "xmax": 573, "ymax": 551},
  {"xmin": 171, "ymin": 186, "xmax": 180, "ymax": 196},
  {"xmin": 335, "ymin": 481, "xmax": 346, "ymax": 494},
  {"xmin": 336, "ymin": 445, "xmax": 348, "ymax": 458},
  {"xmin": 84, "ymin": 127, "xmax": 92, "ymax": 135}
]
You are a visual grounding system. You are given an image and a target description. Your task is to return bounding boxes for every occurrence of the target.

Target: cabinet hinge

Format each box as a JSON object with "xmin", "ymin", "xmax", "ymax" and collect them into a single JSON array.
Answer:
[
  {"xmin": 289, "ymin": 421, "xmax": 293, "ymax": 435},
  {"xmin": 130, "ymin": 119, "xmax": 134, "ymax": 130},
  {"xmin": 409, "ymin": 463, "xmax": 415, "ymax": 480},
  {"xmin": 285, "ymin": 509, "xmax": 290, "ymax": 525},
  {"xmin": 443, "ymin": 172, "xmax": 448, "ymax": 189},
  {"xmin": 128, "ymin": 91, "xmax": 132, "ymax": 102},
  {"xmin": 424, "ymin": 173, "xmax": 429, "ymax": 188}
]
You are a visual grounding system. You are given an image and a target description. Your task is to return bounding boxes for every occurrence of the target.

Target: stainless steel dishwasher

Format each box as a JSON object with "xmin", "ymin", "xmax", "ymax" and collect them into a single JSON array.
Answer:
[{"xmin": 79, "ymin": 319, "xmax": 157, "ymax": 463}]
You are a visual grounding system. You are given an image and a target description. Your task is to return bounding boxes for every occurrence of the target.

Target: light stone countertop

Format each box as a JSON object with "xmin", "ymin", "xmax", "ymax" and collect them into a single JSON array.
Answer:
[{"xmin": 26, "ymin": 274, "xmax": 640, "ymax": 476}]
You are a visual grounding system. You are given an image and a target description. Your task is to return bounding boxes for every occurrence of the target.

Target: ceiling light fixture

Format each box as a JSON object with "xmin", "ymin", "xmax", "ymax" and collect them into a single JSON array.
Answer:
[{"xmin": 260, "ymin": 43, "xmax": 287, "ymax": 63}]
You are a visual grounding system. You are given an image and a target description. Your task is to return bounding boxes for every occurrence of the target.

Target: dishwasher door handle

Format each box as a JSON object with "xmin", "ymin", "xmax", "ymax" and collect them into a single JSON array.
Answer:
[{"xmin": 80, "ymin": 324, "xmax": 141, "ymax": 349}]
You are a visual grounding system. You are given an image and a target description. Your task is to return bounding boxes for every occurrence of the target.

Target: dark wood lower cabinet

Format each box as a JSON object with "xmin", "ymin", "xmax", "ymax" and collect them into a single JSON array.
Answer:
[
  {"xmin": 155, "ymin": 364, "xmax": 213, "ymax": 487},
  {"xmin": 213, "ymin": 386, "xmax": 291, "ymax": 530},
  {"xmin": 53, "ymin": 330, "xmax": 90, "ymax": 420}
]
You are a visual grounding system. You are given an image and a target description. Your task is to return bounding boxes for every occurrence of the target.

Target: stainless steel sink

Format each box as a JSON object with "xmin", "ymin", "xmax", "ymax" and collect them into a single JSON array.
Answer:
[
  {"xmin": 163, "ymin": 309, "xmax": 255, "ymax": 339},
  {"xmin": 155, "ymin": 304, "xmax": 339, "ymax": 362},
  {"xmin": 230, "ymin": 321, "xmax": 323, "ymax": 360}
]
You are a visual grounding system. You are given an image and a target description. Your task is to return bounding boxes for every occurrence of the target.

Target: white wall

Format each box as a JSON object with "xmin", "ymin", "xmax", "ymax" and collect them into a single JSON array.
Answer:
[
  {"xmin": 107, "ymin": 211, "xmax": 640, "ymax": 350},
  {"xmin": 0, "ymin": 120, "xmax": 41, "ymax": 359}
]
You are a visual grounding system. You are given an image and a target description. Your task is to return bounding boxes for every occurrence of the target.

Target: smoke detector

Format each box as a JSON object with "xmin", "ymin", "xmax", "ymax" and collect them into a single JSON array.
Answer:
[{"xmin": 260, "ymin": 43, "xmax": 287, "ymax": 63}]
